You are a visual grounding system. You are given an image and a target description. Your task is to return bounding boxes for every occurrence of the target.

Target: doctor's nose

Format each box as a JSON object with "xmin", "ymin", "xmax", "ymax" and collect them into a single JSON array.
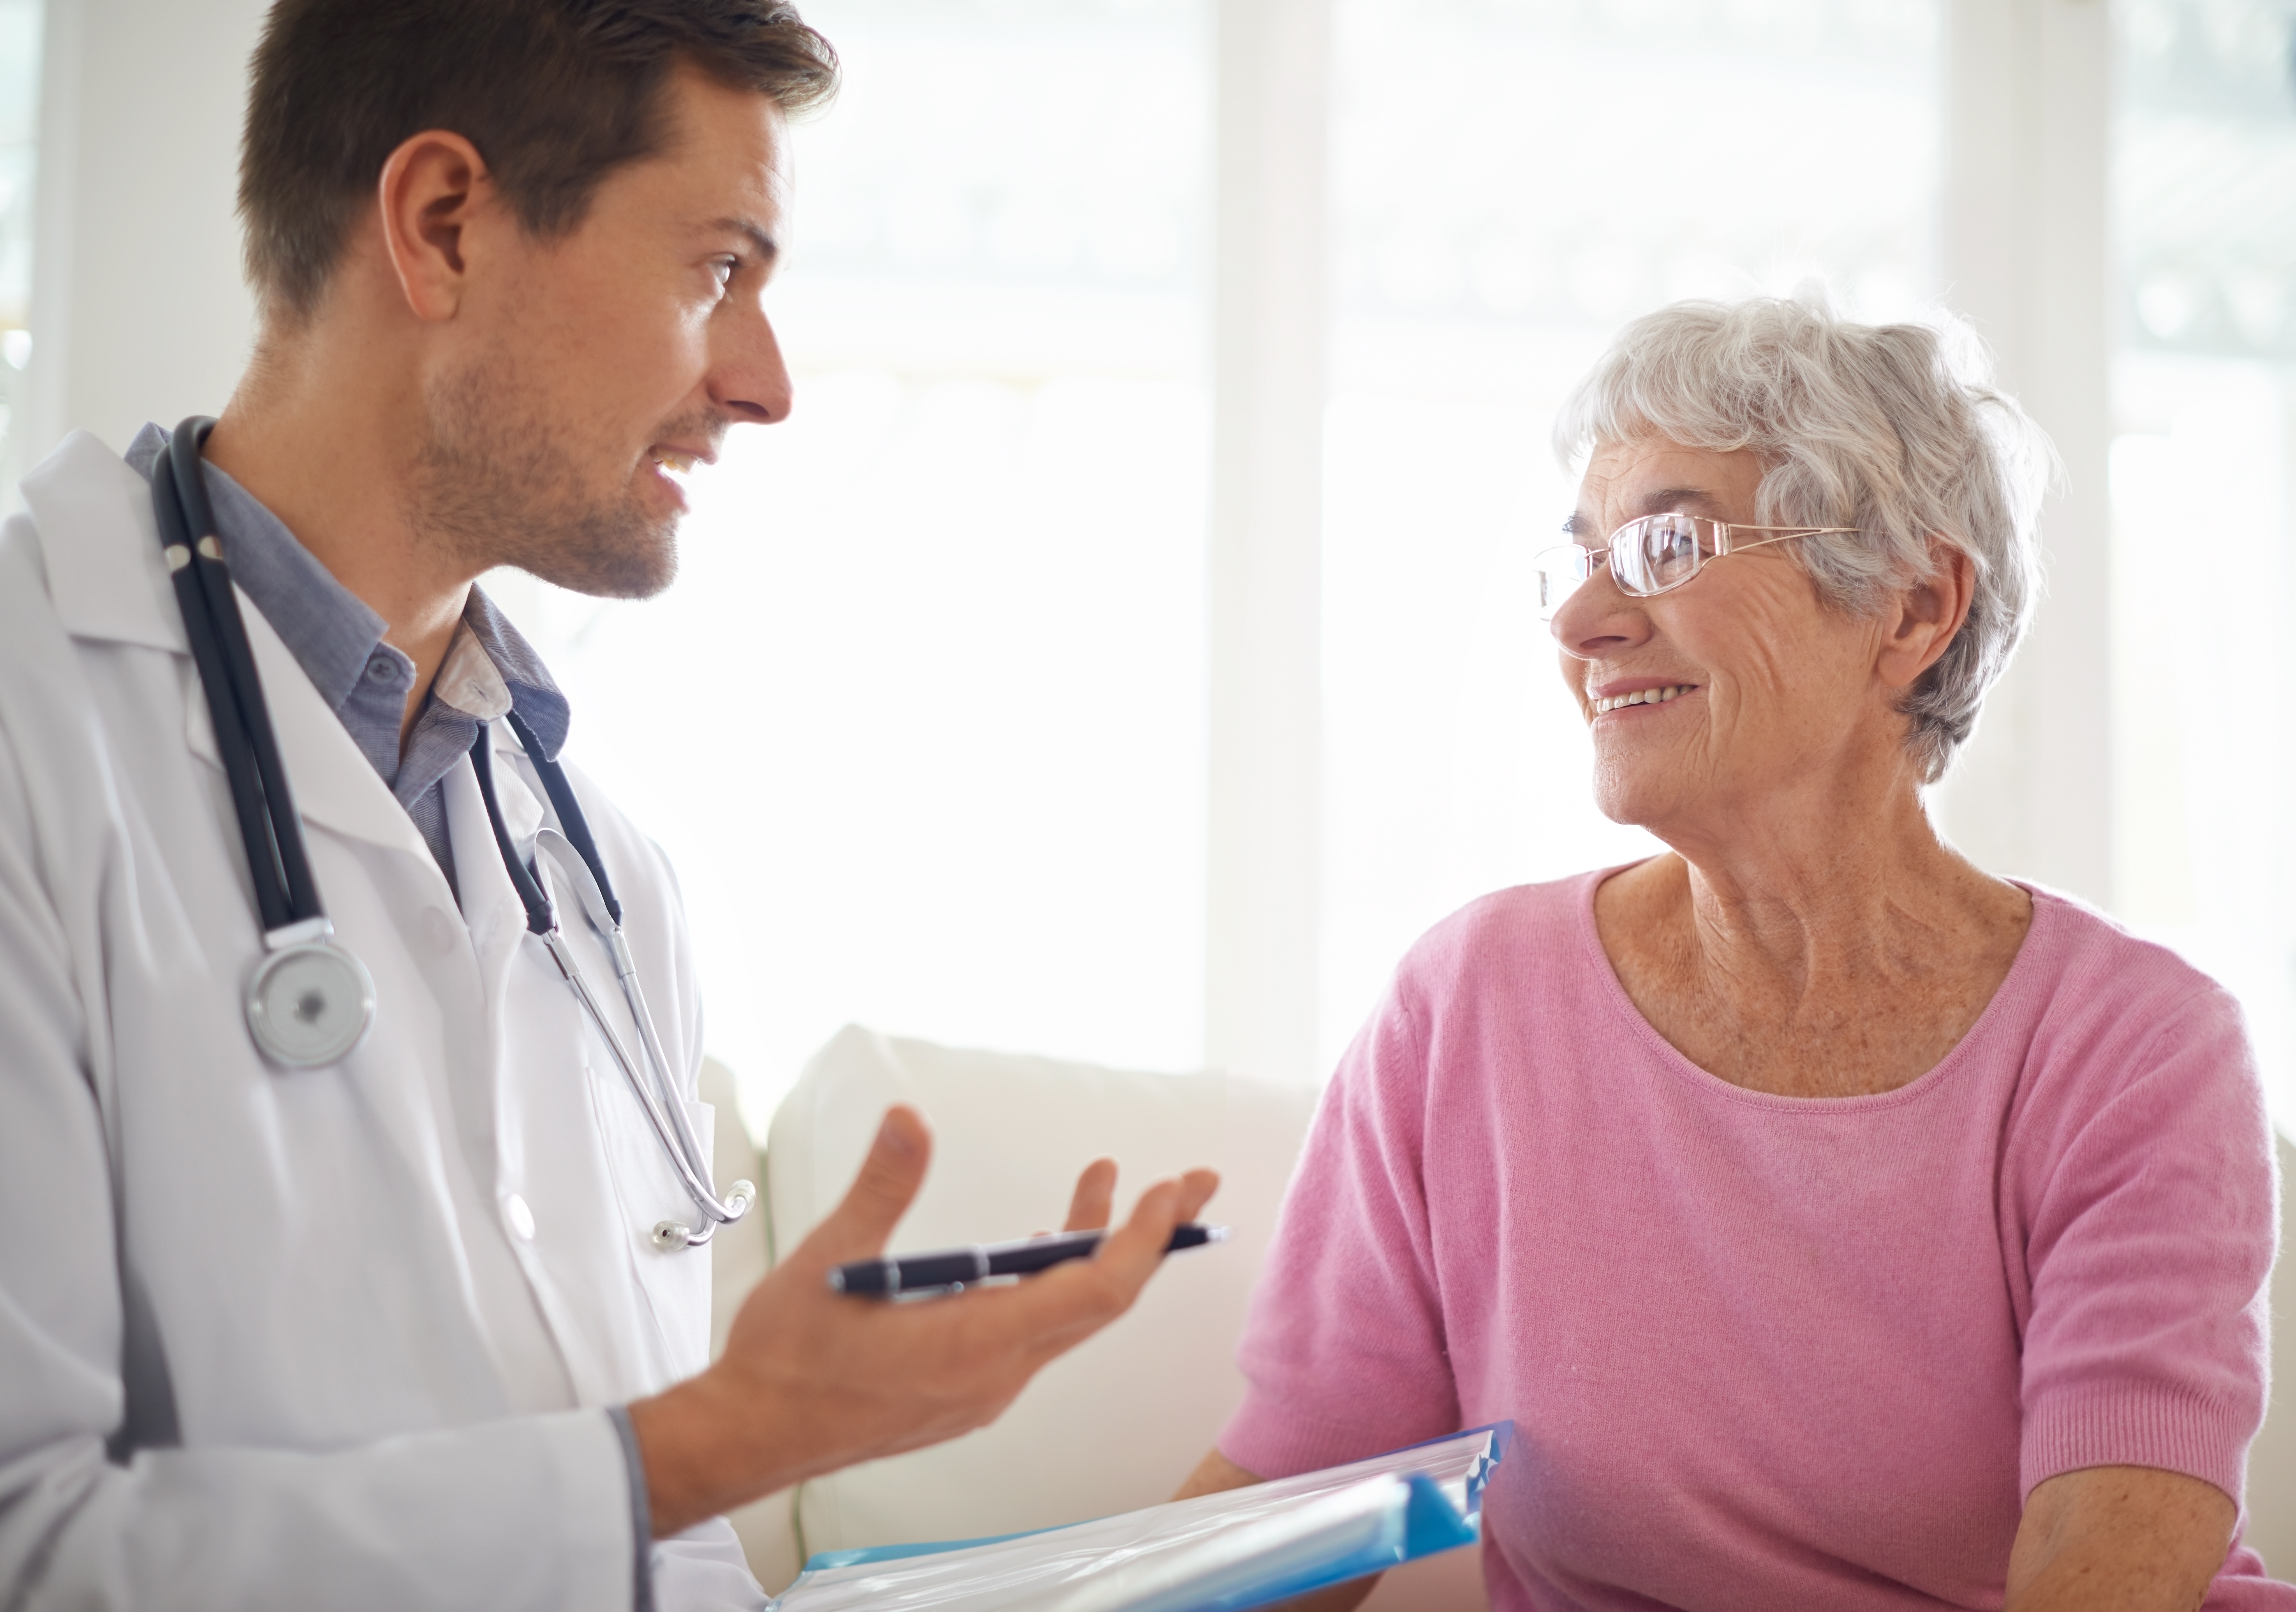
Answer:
[{"xmin": 713, "ymin": 308, "xmax": 795, "ymax": 426}]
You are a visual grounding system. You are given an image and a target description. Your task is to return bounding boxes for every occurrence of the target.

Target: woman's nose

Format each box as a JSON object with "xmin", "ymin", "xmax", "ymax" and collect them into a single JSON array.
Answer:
[{"xmin": 1549, "ymin": 571, "xmax": 1651, "ymax": 659}]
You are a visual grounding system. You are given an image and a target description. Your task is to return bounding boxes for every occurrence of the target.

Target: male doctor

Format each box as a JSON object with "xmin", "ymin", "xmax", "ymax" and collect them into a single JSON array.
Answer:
[{"xmin": 0, "ymin": 1, "xmax": 1219, "ymax": 1607}]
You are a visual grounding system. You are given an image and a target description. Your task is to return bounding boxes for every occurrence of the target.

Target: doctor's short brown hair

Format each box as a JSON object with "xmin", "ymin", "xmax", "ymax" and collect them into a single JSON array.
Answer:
[{"xmin": 238, "ymin": 0, "xmax": 838, "ymax": 324}]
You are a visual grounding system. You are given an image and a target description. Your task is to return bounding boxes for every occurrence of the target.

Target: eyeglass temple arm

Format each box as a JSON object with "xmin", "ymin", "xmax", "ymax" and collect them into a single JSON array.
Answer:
[{"xmin": 1711, "ymin": 522, "xmax": 1859, "ymax": 556}]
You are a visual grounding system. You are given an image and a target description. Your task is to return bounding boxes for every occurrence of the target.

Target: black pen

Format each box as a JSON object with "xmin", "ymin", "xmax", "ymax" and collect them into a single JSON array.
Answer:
[{"xmin": 830, "ymin": 1223, "xmax": 1229, "ymax": 1298}]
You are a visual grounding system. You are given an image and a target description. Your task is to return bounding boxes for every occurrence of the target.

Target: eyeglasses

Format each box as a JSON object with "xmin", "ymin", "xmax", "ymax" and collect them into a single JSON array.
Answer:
[{"xmin": 1533, "ymin": 513, "xmax": 1858, "ymax": 620}]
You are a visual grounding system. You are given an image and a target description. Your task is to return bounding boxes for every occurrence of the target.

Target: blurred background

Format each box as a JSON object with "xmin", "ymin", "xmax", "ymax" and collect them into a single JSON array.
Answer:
[{"xmin": 11, "ymin": 0, "xmax": 2296, "ymax": 1150}]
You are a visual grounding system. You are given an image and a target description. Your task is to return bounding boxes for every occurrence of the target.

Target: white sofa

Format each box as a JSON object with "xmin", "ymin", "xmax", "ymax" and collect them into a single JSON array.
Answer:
[{"xmin": 701, "ymin": 1036, "xmax": 2296, "ymax": 1602}]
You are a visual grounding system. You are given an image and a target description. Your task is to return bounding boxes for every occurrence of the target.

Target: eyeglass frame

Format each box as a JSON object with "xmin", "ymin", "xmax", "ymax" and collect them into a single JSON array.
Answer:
[{"xmin": 1533, "ymin": 513, "xmax": 1860, "ymax": 617}]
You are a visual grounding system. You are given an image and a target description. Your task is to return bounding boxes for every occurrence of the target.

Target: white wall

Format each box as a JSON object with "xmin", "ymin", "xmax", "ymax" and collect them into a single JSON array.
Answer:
[{"xmin": 26, "ymin": 0, "xmax": 263, "ymax": 463}]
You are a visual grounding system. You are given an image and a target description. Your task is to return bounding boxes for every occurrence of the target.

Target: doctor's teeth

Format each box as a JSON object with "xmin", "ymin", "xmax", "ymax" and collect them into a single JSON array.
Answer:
[
  {"xmin": 1593, "ymin": 685, "xmax": 1693, "ymax": 714},
  {"xmin": 652, "ymin": 451, "xmax": 695, "ymax": 474}
]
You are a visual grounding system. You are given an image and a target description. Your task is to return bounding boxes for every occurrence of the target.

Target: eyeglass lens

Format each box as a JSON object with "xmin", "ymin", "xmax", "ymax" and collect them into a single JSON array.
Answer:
[
  {"xmin": 1534, "ymin": 513, "xmax": 1710, "ymax": 619},
  {"xmin": 1534, "ymin": 547, "xmax": 1589, "ymax": 617},
  {"xmin": 1613, "ymin": 513, "xmax": 1704, "ymax": 595}
]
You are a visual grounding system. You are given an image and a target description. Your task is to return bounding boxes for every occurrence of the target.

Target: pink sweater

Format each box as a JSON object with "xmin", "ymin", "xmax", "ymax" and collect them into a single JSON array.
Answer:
[{"xmin": 1222, "ymin": 870, "xmax": 2289, "ymax": 1608}]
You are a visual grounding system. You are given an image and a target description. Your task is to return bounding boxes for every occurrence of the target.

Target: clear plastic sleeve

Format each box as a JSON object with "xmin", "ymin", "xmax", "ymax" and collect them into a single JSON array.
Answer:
[{"xmin": 768, "ymin": 1423, "xmax": 1510, "ymax": 1612}]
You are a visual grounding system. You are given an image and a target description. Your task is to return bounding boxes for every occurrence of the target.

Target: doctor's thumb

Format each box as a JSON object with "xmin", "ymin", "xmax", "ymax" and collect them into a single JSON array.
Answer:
[{"xmin": 812, "ymin": 1105, "xmax": 934, "ymax": 1262}]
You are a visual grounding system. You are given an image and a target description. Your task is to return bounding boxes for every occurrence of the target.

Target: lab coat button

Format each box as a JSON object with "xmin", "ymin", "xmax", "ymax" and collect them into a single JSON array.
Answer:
[{"xmin": 502, "ymin": 1193, "xmax": 536, "ymax": 1242}]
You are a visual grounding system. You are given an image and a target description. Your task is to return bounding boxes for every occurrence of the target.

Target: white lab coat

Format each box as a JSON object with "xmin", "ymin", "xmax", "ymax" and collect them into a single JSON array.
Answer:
[{"xmin": 0, "ymin": 433, "xmax": 765, "ymax": 1610}]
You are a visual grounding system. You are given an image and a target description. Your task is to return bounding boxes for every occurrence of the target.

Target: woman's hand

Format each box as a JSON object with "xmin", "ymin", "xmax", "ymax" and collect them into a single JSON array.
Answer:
[{"xmin": 2005, "ymin": 1465, "xmax": 2235, "ymax": 1611}]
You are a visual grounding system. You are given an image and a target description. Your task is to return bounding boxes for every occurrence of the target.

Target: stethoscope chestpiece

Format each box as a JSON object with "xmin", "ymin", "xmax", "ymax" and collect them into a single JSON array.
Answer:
[
  {"xmin": 245, "ymin": 918, "xmax": 377, "ymax": 1069},
  {"xmin": 650, "ymin": 1178, "xmax": 758, "ymax": 1251}
]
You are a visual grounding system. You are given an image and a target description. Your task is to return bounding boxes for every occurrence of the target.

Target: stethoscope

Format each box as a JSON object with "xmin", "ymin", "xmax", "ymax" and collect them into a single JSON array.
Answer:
[{"xmin": 149, "ymin": 416, "xmax": 752, "ymax": 1251}]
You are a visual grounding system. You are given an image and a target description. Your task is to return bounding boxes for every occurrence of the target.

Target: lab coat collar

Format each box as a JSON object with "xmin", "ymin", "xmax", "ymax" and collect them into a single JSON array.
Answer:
[
  {"xmin": 180, "ymin": 623, "xmax": 548, "ymax": 868},
  {"xmin": 181, "ymin": 594, "xmax": 441, "ymax": 863},
  {"xmin": 25, "ymin": 429, "xmax": 553, "ymax": 864},
  {"xmin": 21, "ymin": 430, "xmax": 187, "ymax": 655}
]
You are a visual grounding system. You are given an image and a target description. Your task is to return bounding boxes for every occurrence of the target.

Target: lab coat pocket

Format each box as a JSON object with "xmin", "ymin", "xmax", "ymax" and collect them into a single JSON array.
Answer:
[{"xmin": 596, "ymin": 1081, "xmax": 718, "ymax": 1385}]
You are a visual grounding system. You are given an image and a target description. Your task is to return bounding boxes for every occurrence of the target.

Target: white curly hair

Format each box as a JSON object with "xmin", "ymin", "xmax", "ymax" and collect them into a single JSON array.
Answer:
[{"xmin": 1553, "ymin": 292, "xmax": 2057, "ymax": 783}]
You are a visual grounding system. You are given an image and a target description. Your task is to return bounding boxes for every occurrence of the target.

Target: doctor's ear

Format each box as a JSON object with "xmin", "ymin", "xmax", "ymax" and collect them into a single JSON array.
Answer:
[{"xmin": 374, "ymin": 130, "xmax": 494, "ymax": 324}]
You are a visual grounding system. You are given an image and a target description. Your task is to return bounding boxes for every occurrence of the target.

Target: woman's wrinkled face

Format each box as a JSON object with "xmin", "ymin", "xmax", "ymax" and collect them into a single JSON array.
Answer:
[{"xmin": 1554, "ymin": 436, "xmax": 1896, "ymax": 833}]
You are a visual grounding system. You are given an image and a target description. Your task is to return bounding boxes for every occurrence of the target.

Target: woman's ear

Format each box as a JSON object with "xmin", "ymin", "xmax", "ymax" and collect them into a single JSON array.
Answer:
[{"xmin": 1877, "ymin": 539, "xmax": 1976, "ymax": 690}]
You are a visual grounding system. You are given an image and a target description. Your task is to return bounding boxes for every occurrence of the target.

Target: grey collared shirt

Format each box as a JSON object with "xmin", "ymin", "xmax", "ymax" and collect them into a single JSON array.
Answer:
[{"xmin": 125, "ymin": 423, "xmax": 571, "ymax": 899}]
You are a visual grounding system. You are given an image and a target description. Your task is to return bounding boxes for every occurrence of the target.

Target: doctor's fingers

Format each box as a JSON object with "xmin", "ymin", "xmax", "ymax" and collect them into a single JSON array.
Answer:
[
  {"xmin": 987, "ymin": 1169, "xmax": 1223, "ymax": 1356},
  {"xmin": 1061, "ymin": 1157, "xmax": 1120, "ymax": 1233},
  {"xmin": 841, "ymin": 1177, "xmax": 1217, "ymax": 1446},
  {"xmin": 796, "ymin": 1105, "xmax": 935, "ymax": 1266}
]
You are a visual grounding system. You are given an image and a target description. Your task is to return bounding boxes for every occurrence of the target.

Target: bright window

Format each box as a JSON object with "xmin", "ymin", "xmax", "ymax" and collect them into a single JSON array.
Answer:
[
  {"xmin": 0, "ymin": 0, "xmax": 39, "ymax": 504},
  {"xmin": 2109, "ymin": 0, "xmax": 2296, "ymax": 1133},
  {"xmin": 1319, "ymin": 0, "xmax": 1945, "ymax": 1062},
  {"xmin": 493, "ymin": 0, "xmax": 1213, "ymax": 1128}
]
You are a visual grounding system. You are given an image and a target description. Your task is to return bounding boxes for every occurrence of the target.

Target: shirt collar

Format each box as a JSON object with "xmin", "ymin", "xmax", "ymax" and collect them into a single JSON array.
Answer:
[
  {"xmin": 122, "ymin": 421, "xmax": 573, "ymax": 761},
  {"xmin": 462, "ymin": 585, "xmax": 570, "ymax": 760}
]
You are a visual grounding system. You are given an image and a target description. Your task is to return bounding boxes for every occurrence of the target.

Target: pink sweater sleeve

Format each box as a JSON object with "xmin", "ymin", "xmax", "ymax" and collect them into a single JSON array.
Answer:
[
  {"xmin": 2011, "ymin": 981, "xmax": 2279, "ymax": 1506},
  {"xmin": 1220, "ymin": 985, "xmax": 1460, "ymax": 1479}
]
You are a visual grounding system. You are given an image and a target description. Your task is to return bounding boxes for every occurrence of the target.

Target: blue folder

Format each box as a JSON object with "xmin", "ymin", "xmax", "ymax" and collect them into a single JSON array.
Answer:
[{"xmin": 769, "ymin": 1422, "xmax": 1511, "ymax": 1612}]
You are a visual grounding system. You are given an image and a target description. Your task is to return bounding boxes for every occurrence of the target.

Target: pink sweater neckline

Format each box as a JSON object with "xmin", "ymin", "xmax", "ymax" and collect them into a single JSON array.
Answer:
[{"xmin": 1570, "ymin": 861, "xmax": 2058, "ymax": 1113}]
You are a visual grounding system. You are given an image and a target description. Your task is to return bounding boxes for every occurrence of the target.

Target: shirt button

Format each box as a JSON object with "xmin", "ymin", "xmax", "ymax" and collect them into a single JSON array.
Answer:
[
  {"xmin": 419, "ymin": 907, "xmax": 458, "ymax": 955},
  {"xmin": 502, "ymin": 1193, "xmax": 536, "ymax": 1242},
  {"xmin": 365, "ymin": 653, "xmax": 399, "ymax": 685}
]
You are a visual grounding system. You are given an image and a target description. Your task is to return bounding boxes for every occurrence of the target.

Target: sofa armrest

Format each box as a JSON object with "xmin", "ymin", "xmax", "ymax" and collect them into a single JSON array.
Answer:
[{"xmin": 698, "ymin": 1055, "xmax": 802, "ymax": 1594}]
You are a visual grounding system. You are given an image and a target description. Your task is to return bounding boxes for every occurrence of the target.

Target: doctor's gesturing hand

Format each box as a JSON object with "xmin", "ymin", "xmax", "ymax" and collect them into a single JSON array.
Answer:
[{"xmin": 631, "ymin": 1108, "xmax": 1220, "ymax": 1536}]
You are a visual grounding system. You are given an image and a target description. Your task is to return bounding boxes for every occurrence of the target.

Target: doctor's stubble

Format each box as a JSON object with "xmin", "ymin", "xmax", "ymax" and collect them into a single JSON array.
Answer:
[{"xmin": 409, "ymin": 349, "xmax": 717, "ymax": 601}]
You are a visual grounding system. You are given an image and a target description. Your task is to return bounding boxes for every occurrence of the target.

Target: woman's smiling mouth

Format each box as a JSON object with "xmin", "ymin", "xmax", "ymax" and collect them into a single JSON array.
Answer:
[{"xmin": 1592, "ymin": 683, "xmax": 1697, "ymax": 715}]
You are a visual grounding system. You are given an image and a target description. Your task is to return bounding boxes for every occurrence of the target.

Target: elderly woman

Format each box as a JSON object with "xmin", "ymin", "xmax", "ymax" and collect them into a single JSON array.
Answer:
[{"xmin": 1178, "ymin": 297, "xmax": 2287, "ymax": 1610}]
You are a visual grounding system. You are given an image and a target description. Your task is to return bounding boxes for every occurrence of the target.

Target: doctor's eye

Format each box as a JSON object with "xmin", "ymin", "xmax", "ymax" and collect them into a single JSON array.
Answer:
[{"xmin": 709, "ymin": 257, "xmax": 739, "ymax": 292}]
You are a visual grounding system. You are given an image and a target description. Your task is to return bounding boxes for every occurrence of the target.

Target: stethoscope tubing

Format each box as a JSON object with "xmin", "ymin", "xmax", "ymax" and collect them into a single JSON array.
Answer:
[
  {"xmin": 499, "ymin": 707, "xmax": 740, "ymax": 1229},
  {"xmin": 149, "ymin": 414, "xmax": 744, "ymax": 1246},
  {"xmin": 152, "ymin": 419, "xmax": 324, "ymax": 936},
  {"xmin": 469, "ymin": 725, "xmax": 751, "ymax": 1246}
]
